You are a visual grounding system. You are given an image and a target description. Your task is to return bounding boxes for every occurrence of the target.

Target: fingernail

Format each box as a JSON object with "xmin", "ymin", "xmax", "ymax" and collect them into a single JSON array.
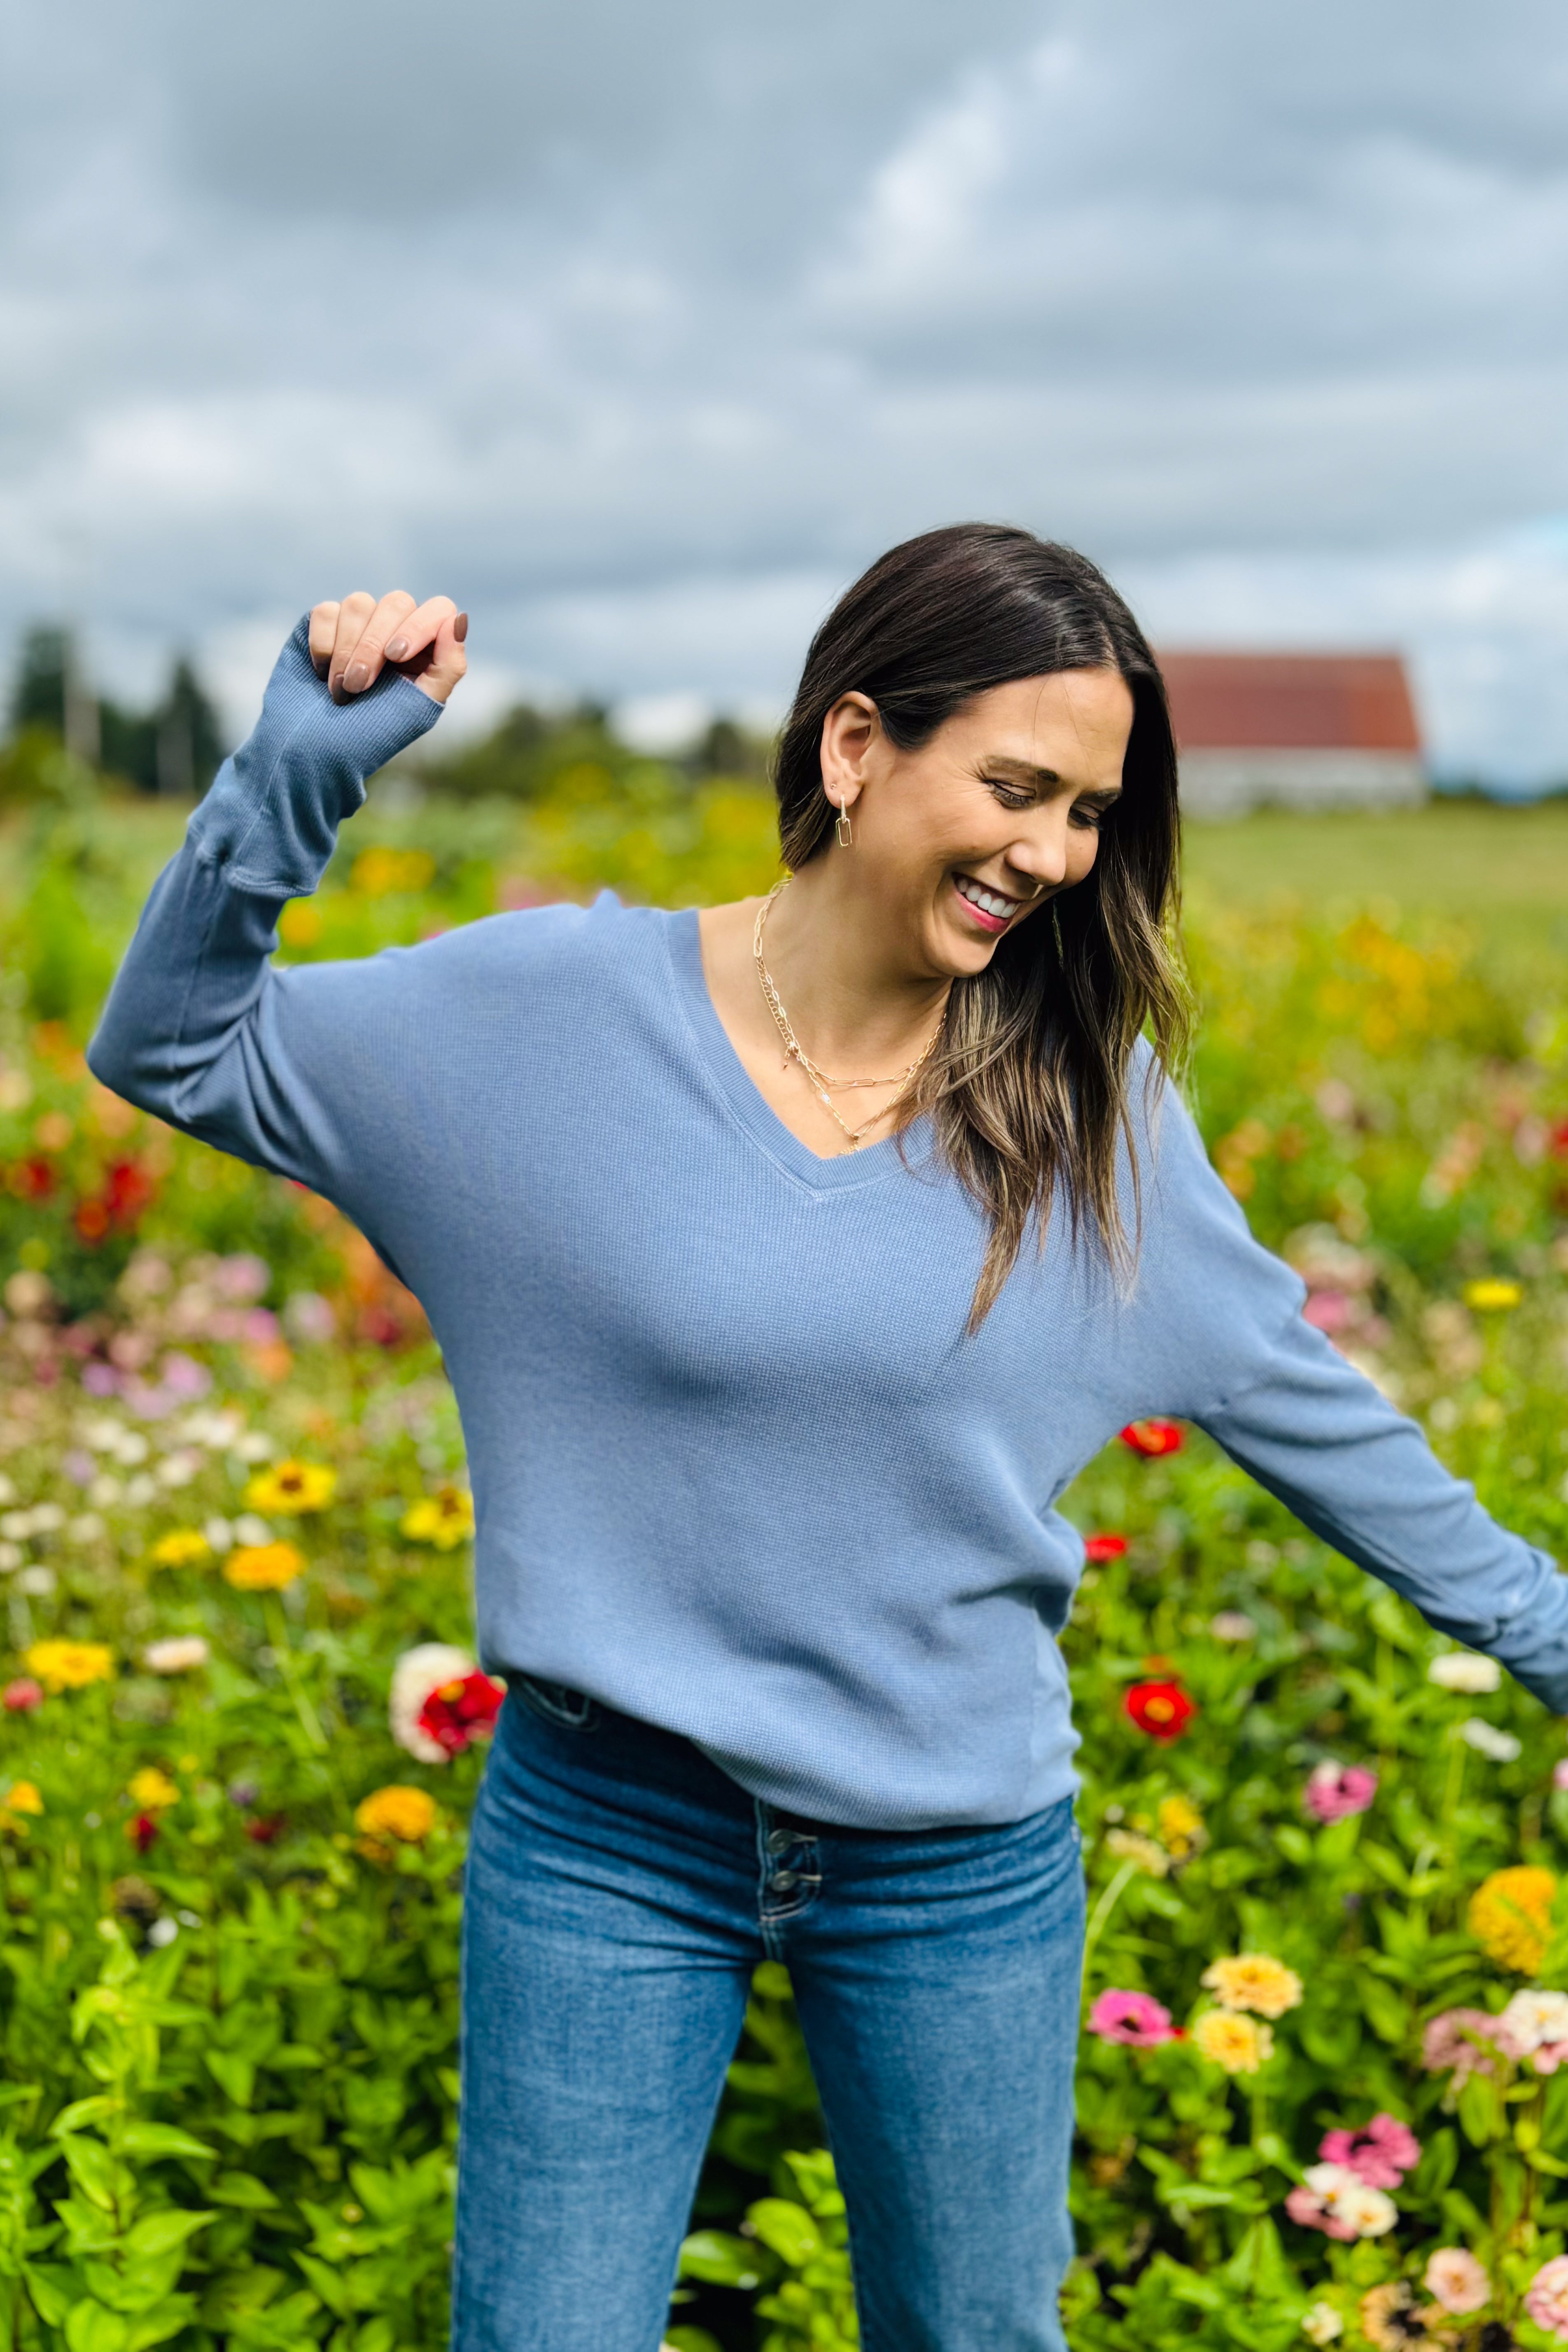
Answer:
[
  {"xmin": 343, "ymin": 661, "xmax": 369, "ymax": 693},
  {"xmin": 454, "ymin": 612, "xmax": 469, "ymax": 644},
  {"xmin": 385, "ymin": 637, "xmax": 409, "ymax": 662}
]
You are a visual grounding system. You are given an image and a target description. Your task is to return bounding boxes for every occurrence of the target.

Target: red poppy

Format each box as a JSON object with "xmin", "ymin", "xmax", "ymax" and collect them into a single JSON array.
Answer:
[
  {"xmin": 126, "ymin": 1813, "xmax": 159, "ymax": 1854},
  {"xmin": 417, "ymin": 1671, "xmax": 506, "ymax": 1757},
  {"xmin": 1083, "ymin": 1533, "xmax": 1128, "ymax": 1563},
  {"xmin": 1120, "ymin": 1419, "xmax": 1184, "ymax": 1457},
  {"xmin": 1124, "ymin": 1680, "xmax": 1197, "ymax": 1741}
]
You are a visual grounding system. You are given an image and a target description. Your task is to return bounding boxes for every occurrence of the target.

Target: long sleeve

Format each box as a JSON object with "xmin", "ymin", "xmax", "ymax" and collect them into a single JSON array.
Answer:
[
  {"xmin": 86, "ymin": 618, "xmax": 444, "ymax": 1217},
  {"xmin": 1138, "ymin": 1069, "xmax": 1568, "ymax": 1713}
]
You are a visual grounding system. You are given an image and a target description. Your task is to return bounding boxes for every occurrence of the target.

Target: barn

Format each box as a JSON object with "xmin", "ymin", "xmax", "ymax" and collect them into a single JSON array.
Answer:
[{"xmin": 1157, "ymin": 651, "xmax": 1426, "ymax": 818}]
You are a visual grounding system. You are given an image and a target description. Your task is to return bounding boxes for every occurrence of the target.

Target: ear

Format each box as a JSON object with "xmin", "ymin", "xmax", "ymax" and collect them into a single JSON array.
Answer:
[{"xmin": 819, "ymin": 691, "xmax": 880, "ymax": 816}]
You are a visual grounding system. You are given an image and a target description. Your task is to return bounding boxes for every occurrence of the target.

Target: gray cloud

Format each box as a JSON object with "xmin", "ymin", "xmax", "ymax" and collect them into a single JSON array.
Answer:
[{"xmin": 2, "ymin": 0, "xmax": 1567, "ymax": 779}]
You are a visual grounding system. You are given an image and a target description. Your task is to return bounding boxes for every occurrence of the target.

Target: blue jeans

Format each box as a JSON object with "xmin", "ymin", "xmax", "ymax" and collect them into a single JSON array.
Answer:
[{"xmin": 452, "ymin": 1682, "xmax": 1086, "ymax": 2351}]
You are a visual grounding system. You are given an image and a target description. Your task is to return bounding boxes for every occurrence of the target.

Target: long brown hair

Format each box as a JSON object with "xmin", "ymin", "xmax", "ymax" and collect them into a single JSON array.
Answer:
[{"xmin": 773, "ymin": 523, "xmax": 1191, "ymax": 1328}]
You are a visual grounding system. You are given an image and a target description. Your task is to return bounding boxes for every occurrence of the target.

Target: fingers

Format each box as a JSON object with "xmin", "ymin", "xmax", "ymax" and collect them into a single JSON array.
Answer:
[
  {"xmin": 412, "ymin": 608, "xmax": 469, "ymax": 706},
  {"xmin": 307, "ymin": 592, "xmax": 467, "ymax": 702}
]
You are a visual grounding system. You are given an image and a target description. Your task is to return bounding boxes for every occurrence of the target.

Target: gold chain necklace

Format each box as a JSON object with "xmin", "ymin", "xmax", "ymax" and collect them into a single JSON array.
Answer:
[{"xmin": 752, "ymin": 880, "xmax": 945, "ymax": 1149}]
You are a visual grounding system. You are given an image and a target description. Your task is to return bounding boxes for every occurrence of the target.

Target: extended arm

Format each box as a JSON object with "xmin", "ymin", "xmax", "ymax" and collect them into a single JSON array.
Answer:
[{"xmin": 87, "ymin": 604, "xmax": 454, "ymax": 1205}]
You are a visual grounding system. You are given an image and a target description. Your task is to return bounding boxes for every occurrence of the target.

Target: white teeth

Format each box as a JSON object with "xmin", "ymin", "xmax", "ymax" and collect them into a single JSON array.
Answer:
[{"xmin": 957, "ymin": 877, "xmax": 1015, "ymax": 919}]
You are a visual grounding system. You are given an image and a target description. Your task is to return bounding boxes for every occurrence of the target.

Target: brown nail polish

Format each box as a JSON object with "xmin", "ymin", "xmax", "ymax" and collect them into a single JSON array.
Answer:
[
  {"xmin": 385, "ymin": 637, "xmax": 409, "ymax": 662},
  {"xmin": 454, "ymin": 612, "xmax": 469, "ymax": 644},
  {"xmin": 343, "ymin": 661, "xmax": 369, "ymax": 693}
]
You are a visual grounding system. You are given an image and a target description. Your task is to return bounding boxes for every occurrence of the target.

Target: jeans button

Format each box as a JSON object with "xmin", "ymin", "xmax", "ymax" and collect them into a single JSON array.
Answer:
[
  {"xmin": 766, "ymin": 1828, "xmax": 795, "ymax": 1855},
  {"xmin": 768, "ymin": 1870, "xmax": 798, "ymax": 1892}
]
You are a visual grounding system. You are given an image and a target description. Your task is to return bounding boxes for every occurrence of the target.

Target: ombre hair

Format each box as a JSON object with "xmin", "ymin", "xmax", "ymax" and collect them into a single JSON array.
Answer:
[{"xmin": 773, "ymin": 523, "xmax": 1192, "ymax": 1328}]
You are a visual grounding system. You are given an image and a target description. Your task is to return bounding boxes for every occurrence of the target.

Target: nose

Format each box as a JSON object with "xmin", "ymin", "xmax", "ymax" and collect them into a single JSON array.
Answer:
[{"xmin": 1003, "ymin": 808, "xmax": 1072, "ymax": 892}]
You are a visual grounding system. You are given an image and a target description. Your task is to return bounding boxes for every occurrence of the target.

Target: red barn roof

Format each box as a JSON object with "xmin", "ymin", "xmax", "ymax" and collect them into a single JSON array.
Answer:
[{"xmin": 1157, "ymin": 651, "xmax": 1421, "ymax": 753}]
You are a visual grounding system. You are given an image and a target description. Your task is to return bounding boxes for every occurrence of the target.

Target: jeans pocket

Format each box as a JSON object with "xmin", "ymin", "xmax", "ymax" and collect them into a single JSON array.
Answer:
[{"xmin": 512, "ymin": 1674, "xmax": 601, "ymax": 1732}]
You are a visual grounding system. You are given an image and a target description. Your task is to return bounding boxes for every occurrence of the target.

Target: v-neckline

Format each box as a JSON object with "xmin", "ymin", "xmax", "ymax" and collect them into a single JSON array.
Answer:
[{"xmin": 660, "ymin": 906, "xmax": 933, "ymax": 1192}]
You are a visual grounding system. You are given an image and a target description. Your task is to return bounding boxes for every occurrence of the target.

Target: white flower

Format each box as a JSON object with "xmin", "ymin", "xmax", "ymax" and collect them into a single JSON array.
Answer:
[
  {"xmin": 124, "ymin": 1474, "xmax": 158, "ymax": 1509},
  {"xmin": 1460, "ymin": 1718, "xmax": 1522, "ymax": 1762},
  {"xmin": 112, "ymin": 1431, "xmax": 150, "ymax": 1468},
  {"xmin": 231, "ymin": 1433, "xmax": 275, "ymax": 1464},
  {"xmin": 143, "ymin": 1636, "xmax": 210, "ymax": 1675},
  {"xmin": 29, "ymin": 1503, "xmax": 64, "ymax": 1534},
  {"xmin": 0, "ymin": 1542, "xmax": 20, "ymax": 1573},
  {"xmin": 1301, "ymin": 2304, "xmax": 1344, "ymax": 2346},
  {"xmin": 80, "ymin": 1415, "xmax": 127, "ymax": 1454},
  {"xmin": 391, "ymin": 1643, "xmax": 477, "ymax": 1764},
  {"xmin": 88, "ymin": 1474, "xmax": 123, "ymax": 1509},
  {"xmin": 146, "ymin": 1917, "xmax": 179, "ymax": 1948},
  {"xmin": 232, "ymin": 1513, "xmax": 272, "ymax": 1546},
  {"xmin": 16, "ymin": 1567, "xmax": 55, "ymax": 1598},
  {"xmin": 179, "ymin": 1408, "xmax": 245, "ymax": 1451},
  {"xmin": 156, "ymin": 1450, "xmax": 203, "ymax": 1489},
  {"xmin": 66, "ymin": 1514, "xmax": 106, "ymax": 1545},
  {"xmin": 1301, "ymin": 2163, "xmax": 1398, "ymax": 2238},
  {"xmin": 202, "ymin": 1515, "xmax": 234, "ymax": 1554},
  {"xmin": 0, "ymin": 1510, "xmax": 33, "ymax": 1542},
  {"xmin": 1429, "ymin": 1652, "xmax": 1502, "ymax": 1693},
  {"xmin": 1497, "ymin": 1989, "xmax": 1568, "ymax": 2055}
]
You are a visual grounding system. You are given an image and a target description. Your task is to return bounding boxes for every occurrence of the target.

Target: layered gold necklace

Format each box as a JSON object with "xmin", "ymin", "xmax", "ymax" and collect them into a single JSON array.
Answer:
[{"xmin": 751, "ymin": 879, "xmax": 945, "ymax": 1149}]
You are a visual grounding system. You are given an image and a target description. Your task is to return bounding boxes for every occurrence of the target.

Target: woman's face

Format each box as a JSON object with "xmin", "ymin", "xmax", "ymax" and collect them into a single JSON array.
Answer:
[{"xmin": 820, "ymin": 667, "xmax": 1135, "ymax": 981}]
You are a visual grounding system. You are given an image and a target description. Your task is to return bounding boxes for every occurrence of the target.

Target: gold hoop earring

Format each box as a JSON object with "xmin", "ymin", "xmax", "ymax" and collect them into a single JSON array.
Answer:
[{"xmin": 835, "ymin": 798, "xmax": 854, "ymax": 849}]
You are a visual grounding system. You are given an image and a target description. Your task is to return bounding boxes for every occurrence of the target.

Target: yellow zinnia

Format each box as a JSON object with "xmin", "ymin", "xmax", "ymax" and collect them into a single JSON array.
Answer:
[
  {"xmin": 223, "ymin": 1540, "xmax": 305, "ymax": 1591},
  {"xmin": 0, "ymin": 1780, "xmax": 43, "ymax": 1833},
  {"xmin": 127, "ymin": 1767, "xmax": 179, "ymax": 1811},
  {"xmin": 400, "ymin": 1486, "xmax": 476, "ymax": 1549},
  {"xmin": 243, "ymin": 1460, "xmax": 337, "ymax": 1515},
  {"xmin": 1469, "ymin": 1866, "xmax": 1557, "ymax": 1974},
  {"xmin": 1157, "ymin": 1794, "xmax": 1206, "ymax": 1859},
  {"xmin": 1200, "ymin": 1952, "xmax": 1303, "ymax": 2018},
  {"xmin": 1463, "ymin": 1279, "xmax": 1522, "ymax": 1313},
  {"xmin": 23, "ymin": 1639, "xmax": 114, "ymax": 1693},
  {"xmin": 355, "ymin": 1785, "xmax": 437, "ymax": 1847},
  {"xmin": 150, "ymin": 1528, "xmax": 211, "ymax": 1568},
  {"xmin": 1193, "ymin": 2009, "xmax": 1274, "ymax": 2074}
]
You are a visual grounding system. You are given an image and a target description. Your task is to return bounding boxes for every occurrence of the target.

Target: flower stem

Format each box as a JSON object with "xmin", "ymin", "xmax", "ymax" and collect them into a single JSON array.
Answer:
[
  {"xmin": 1081, "ymin": 1858, "xmax": 1141, "ymax": 1983},
  {"xmin": 263, "ymin": 1595, "xmax": 328, "ymax": 1754}
]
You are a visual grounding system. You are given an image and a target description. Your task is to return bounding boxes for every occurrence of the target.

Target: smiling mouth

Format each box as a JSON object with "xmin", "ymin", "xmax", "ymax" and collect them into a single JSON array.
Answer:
[{"xmin": 953, "ymin": 873, "xmax": 1032, "ymax": 933}]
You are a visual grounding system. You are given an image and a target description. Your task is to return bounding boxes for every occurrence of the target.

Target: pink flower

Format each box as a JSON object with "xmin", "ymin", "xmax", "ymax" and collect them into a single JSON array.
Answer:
[
  {"xmin": 1284, "ymin": 2183, "xmax": 1358, "ymax": 2242},
  {"xmin": 1087, "ymin": 1989, "xmax": 1178, "ymax": 2048},
  {"xmin": 1422, "ymin": 2008, "xmax": 1505, "ymax": 2082},
  {"xmin": 1303, "ymin": 1761, "xmax": 1378, "ymax": 1823},
  {"xmin": 1317, "ymin": 2113, "xmax": 1420, "ymax": 2190},
  {"xmin": 1423, "ymin": 2248, "xmax": 1490, "ymax": 2316},
  {"xmin": 1553, "ymin": 1759, "xmax": 1568, "ymax": 1793},
  {"xmin": 1533, "ymin": 2041, "xmax": 1568, "ymax": 2076},
  {"xmin": 1, "ymin": 1678, "xmax": 43, "ymax": 1713},
  {"xmin": 1526, "ymin": 2254, "xmax": 1568, "ymax": 2340}
]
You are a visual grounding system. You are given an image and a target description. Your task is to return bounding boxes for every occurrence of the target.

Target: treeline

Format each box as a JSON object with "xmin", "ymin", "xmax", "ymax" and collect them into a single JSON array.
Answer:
[
  {"xmin": 4, "ymin": 624, "xmax": 228, "ymax": 802},
  {"xmin": 417, "ymin": 702, "xmax": 772, "ymax": 802}
]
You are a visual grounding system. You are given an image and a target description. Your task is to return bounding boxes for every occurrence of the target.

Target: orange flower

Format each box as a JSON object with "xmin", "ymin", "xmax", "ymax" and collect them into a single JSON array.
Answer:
[
  {"xmin": 1469, "ymin": 1867, "xmax": 1557, "ymax": 1974},
  {"xmin": 355, "ymin": 1784, "xmax": 438, "ymax": 1858},
  {"xmin": 223, "ymin": 1540, "xmax": 304, "ymax": 1591}
]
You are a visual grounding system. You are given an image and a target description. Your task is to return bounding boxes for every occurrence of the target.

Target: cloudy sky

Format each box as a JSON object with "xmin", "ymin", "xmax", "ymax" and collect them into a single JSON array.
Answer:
[{"xmin": 3, "ymin": 0, "xmax": 1567, "ymax": 780}]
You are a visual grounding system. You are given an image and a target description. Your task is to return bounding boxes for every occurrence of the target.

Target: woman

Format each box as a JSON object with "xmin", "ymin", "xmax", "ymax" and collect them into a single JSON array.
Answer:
[{"xmin": 89, "ymin": 526, "xmax": 1568, "ymax": 2352}]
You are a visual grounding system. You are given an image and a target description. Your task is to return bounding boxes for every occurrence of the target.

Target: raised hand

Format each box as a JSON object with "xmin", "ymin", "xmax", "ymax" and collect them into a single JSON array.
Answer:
[{"xmin": 308, "ymin": 591, "xmax": 468, "ymax": 707}]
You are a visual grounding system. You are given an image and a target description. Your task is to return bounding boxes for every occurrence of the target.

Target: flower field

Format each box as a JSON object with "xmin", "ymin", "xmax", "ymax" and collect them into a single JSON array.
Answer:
[{"xmin": 5, "ymin": 789, "xmax": 1568, "ymax": 2349}]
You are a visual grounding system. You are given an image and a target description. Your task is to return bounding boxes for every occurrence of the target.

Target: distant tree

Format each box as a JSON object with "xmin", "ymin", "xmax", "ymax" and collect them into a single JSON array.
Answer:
[
  {"xmin": 153, "ymin": 657, "xmax": 226, "ymax": 796},
  {"xmin": 9, "ymin": 625, "xmax": 70, "ymax": 736},
  {"xmin": 5, "ymin": 624, "xmax": 224, "ymax": 796},
  {"xmin": 691, "ymin": 715, "xmax": 771, "ymax": 782}
]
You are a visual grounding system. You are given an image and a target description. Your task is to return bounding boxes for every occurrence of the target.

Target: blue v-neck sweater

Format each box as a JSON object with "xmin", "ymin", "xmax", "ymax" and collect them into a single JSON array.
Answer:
[{"xmin": 88, "ymin": 623, "xmax": 1568, "ymax": 1827}]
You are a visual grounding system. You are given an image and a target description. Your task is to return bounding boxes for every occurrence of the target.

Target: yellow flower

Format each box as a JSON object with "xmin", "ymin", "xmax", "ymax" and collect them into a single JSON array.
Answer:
[
  {"xmin": 1106, "ymin": 1829, "xmax": 1171, "ymax": 1878},
  {"xmin": 400, "ymin": 1486, "xmax": 476, "ymax": 1549},
  {"xmin": 1463, "ymin": 1279, "xmax": 1522, "ymax": 1312},
  {"xmin": 150, "ymin": 1528, "xmax": 211, "ymax": 1568},
  {"xmin": 1200, "ymin": 1953, "xmax": 1303, "ymax": 2017},
  {"xmin": 1193, "ymin": 2009, "xmax": 1274, "ymax": 2074},
  {"xmin": 1469, "ymin": 1866, "xmax": 1557, "ymax": 1974},
  {"xmin": 23, "ymin": 1639, "xmax": 114, "ymax": 1693},
  {"xmin": 0, "ymin": 1780, "xmax": 43, "ymax": 1833},
  {"xmin": 1157, "ymin": 1794, "xmax": 1206, "ymax": 1859},
  {"xmin": 223, "ymin": 1540, "xmax": 305, "ymax": 1591},
  {"xmin": 355, "ymin": 1785, "xmax": 437, "ymax": 1850},
  {"xmin": 243, "ymin": 1460, "xmax": 337, "ymax": 1515},
  {"xmin": 127, "ymin": 1767, "xmax": 178, "ymax": 1811}
]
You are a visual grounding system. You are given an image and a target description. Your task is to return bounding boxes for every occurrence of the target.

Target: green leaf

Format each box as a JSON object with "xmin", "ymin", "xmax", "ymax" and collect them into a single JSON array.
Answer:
[
  {"xmin": 124, "ymin": 2298, "xmax": 198, "ymax": 2352},
  {"xmin": 677, "ymin": 2231, "xmax": 765, "ymax": 2290},
  {"xmin": 24, "ymin": 2263, "xmax": 77, "ymax": 2328},
  {"xmin": 209, "ymin": 2171, "xmax": 282, "ymax": 2210},
  {"xmin": 746, "ymin": 2199, "xmax": 821, "ymax": 2266},
  {"xmin": 64, "ymin": 2301, "xmax": 130, "ymax": 2352},
  {"xmin": 204, "ymin": 2052, "xmax": 256, "ymax": 2110},
  {"xmin": 57, "ymin": 2137, "xmax": 120, "ymax": 2215},
  {"xmin": 122, "ymin": 2210, "xmax": 214, "ymax": 2259},
  {"xmin": 117, "ymin": 2123, "xmax": 215, "ymax": 2162}
]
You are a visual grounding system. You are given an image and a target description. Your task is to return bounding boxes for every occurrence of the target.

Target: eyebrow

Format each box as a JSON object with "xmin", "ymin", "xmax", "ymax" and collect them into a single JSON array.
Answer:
[{"xmin": 982, "ymin": 756, "xmax": 1123, "ymax": 800}]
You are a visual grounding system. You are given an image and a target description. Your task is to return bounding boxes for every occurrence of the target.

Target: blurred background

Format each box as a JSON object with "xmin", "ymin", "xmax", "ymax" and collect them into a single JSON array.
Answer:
[{"xmin": 3, "ymin": 0, "xmax": 1568, "ymax": 797}]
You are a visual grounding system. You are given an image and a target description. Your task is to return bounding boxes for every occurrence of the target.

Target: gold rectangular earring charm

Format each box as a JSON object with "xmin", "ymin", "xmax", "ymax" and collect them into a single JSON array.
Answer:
[{"xmin": 835, "ymin": 807, "xmax": 854, "ymax": 849}]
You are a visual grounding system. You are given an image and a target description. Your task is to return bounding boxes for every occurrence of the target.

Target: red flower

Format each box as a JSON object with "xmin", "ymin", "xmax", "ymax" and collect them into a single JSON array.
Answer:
[
  {"xmin": 1550, "ymin": 1120, "xmax": 1568, "ymax": 1162},
  {"xmin": 1124, "ymin": 1680, "xmax": 1197, "ymax": 1741},
  {"xmin": 2, "ymin": 1678, "xmax": 43, "ymax": 1713},
  {"xmin": 1120, "ymin": 1419, "xmax": 1184, "ymax": 1457},
  {"xmin": 417, "ymin": 1670, "xmax": 506, "ymax": 1757},
  {"xmin": 8, "ymin": 1158, "xmax": 54, "ymax": 1200},
  {"xmin": 1083, "ymin": 1533, "xmax": 1128, "ymax": 1562},
  {"xmin": 104, "ymin": 1159, "xmax": 156, "ymax": 1225},
  {"xmin": 126, "ymin": 1813, "xmax": 159, "ymax": 1854},
  {"xmin": 244, "ymin": 1813, "xmax": 287, "ymax": 1845}
]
